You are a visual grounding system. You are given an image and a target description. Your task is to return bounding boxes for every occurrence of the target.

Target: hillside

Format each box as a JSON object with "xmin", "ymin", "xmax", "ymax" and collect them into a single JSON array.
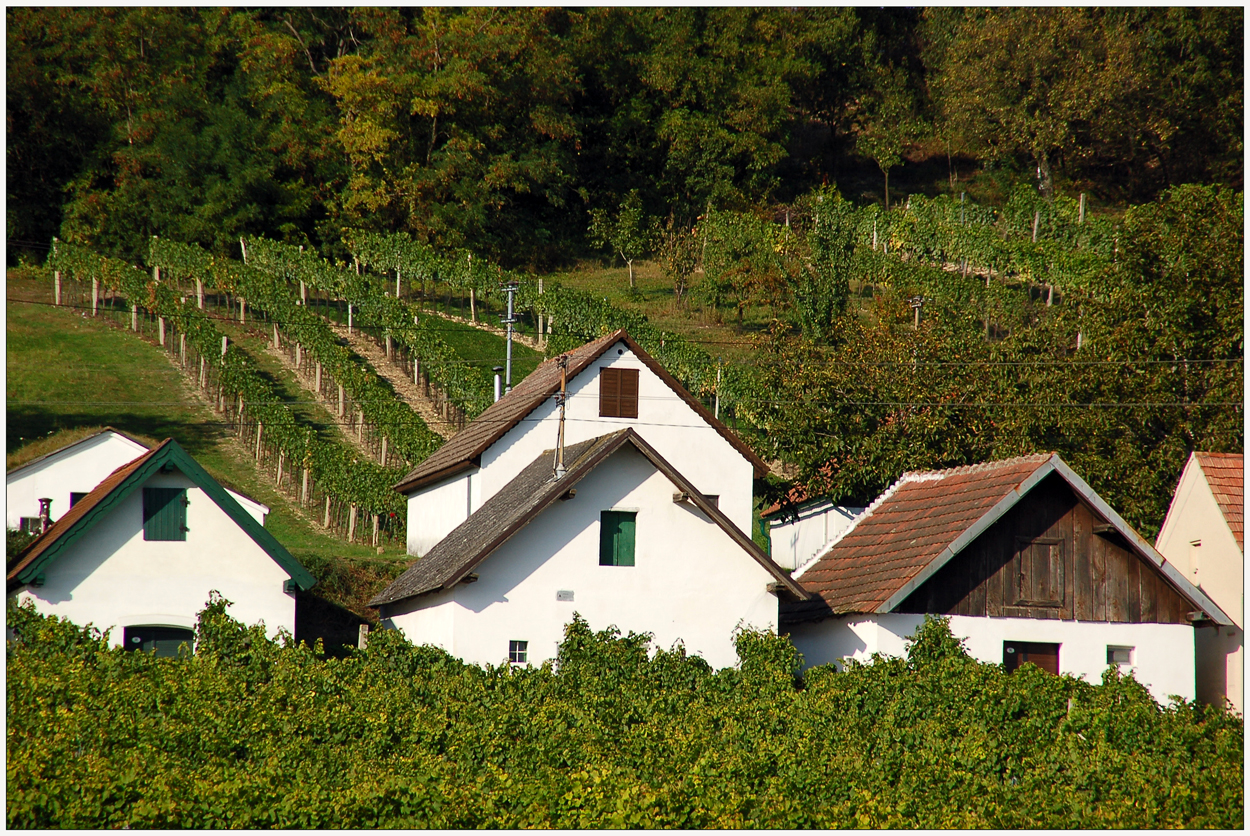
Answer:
[{"xmin": 6, "ymin": 268, "xmax": 409, "ymax": 618}]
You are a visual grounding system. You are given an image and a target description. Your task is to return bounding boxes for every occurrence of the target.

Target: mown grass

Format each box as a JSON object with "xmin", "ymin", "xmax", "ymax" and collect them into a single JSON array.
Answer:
[{"xmin": 6, "ymin": 271, "xmax": 408, "ymax": 618}]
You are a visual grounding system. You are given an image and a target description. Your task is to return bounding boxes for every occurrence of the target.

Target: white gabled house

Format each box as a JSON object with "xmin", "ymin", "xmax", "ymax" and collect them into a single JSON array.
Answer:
[
  {"xmin": 783, "ymin": 454, "xmax": 1233, "ymax": 706},
  {"xmin": 7, "ymin": 427, "xmax": 269, "ymax": 532},
  {"xmin": 762, "ymin": 478, "xmax": 866, "ymax": 571},
  {"xmin": 393, "ymin": 329, "xmax": 768, "ymax": 557},
  {"xmin": 1155, "ymin": 452, "xmax": 1243, "ymax": 713},
  {"xmin": 373, "ymin": 429, "xmax": 806, "ymax": 669},
  {"xmin": 7, "ymin": 438, "xmax": 315, "ymax": 653}
]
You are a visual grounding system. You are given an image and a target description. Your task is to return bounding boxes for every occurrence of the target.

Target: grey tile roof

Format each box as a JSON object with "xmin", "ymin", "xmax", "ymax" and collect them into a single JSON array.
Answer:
[{"xmin": 371, "ymin": 428, "xmax": 804, "ymax": 608}]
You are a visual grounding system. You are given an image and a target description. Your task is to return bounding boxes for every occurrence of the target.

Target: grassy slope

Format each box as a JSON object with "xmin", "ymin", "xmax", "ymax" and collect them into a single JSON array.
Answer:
[{"xmin": 6, "ymin": 270, "xmax": 407, "ymax": 619}]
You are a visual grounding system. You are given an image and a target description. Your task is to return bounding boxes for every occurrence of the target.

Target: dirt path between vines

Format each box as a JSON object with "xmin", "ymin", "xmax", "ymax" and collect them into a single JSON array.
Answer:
[
  {"xmin": 326, "ymin": 322, "xmax": 459, "ymax": 440},
  {"xmin": 427, "ymin": 309, "xmax": 544, "ymax": 351}
]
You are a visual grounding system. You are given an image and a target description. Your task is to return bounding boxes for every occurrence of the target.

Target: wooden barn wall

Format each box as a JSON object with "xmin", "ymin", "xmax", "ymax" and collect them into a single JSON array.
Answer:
[{"xmin": 898, "ymin": 474, "xmax": 1189, "ymax": 624}]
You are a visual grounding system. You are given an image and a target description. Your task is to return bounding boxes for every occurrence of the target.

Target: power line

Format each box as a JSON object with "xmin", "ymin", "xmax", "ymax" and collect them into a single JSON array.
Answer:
[{"xmin": 7, "ymin": 298, "xmax": 1241, "ymax": 368}]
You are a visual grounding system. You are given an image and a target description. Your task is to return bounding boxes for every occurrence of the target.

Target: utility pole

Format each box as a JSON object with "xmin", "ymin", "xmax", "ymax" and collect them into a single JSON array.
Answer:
[{"xmin": 500, "ymin": 280, "xmax": 519, "ymax": 394}]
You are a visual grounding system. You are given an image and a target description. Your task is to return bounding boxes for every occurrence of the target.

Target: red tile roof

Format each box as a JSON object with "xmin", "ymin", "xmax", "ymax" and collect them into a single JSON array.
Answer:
[
  {"xmin": 7, "ymin": 442, "xmax": 163, "ymax": 583},
  {"xmin": 785, "ymin": 454, "xmax": 1053, "ymax": 620},
  {"xmin": 393, "ymin": 329, "xmax": 767, "ymax": 494},
  {"xmin": 1195, "ymin": 452, "xmax": 1243, "ymax": 551}
]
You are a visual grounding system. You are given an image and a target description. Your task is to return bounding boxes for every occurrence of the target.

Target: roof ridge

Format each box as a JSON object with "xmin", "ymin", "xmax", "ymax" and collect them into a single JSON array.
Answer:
[
  {"xmin": 901, "ymin": 452, "xmax": 1054, "ymax": 481},
  {"xmin": 793, "ymin": 472, "xmax": 909, "ymax": 579}
]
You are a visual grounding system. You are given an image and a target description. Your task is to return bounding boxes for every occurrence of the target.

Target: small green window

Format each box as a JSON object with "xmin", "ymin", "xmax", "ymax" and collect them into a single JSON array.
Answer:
[
  {"xmin": 143, "ymin": 487, "xmax": 187, "ymax": 541},
  {"xmin": 599, "ymin": 510, "xmax": 636, "ymax": 566}
]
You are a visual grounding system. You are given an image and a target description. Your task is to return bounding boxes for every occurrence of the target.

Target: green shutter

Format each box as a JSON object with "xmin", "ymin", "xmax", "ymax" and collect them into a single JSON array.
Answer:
[
  {"xmin": 143, "ymin": 487, "xmax": 187, "ymax": 541},
  {"xmin": 599, "ymin": 511, "xmax": 636, "ymax": 566}
]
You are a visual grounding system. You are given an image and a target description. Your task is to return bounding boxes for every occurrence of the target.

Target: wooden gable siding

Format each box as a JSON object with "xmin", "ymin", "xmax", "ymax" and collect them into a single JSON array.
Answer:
[{"xmin": 897, "ymin": 474, "xmax": 1188, "ymax": 624}]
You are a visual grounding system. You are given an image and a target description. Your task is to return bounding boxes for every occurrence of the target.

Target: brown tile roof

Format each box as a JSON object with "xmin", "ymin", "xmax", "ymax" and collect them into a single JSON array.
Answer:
[
  {"xmin": 783, "ymin": 454, "xmax": 1054, "ymax": 622},
  {"xmin": 1195, "ymin": 452, "xmax": 1243, "ymax": 550},
  {"xmin": 372, "ymin": 428, "xmax": 804, "ymax": 609},
  {"xmin": 392, "ymin": 329, "xmax": 767, "ymax": 494},
  {"xmin": 7, "ymin": 442, "xmax": 164, "ymax": 583}
]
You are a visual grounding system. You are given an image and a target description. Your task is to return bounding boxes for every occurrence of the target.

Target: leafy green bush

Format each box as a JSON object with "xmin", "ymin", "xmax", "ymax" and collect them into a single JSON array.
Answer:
[{"xmin": 7, "ymin": 602, "xmax": 1241, "ymax": 828}]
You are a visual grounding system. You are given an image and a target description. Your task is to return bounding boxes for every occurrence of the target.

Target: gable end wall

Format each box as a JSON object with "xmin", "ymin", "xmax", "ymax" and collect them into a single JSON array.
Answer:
[{"xmin": 897, "ymin": 474, "xmax": 1191, "ymax": 624}]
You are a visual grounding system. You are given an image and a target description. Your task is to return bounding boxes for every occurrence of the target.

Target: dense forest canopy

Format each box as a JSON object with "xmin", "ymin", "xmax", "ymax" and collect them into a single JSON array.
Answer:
[{"xmin": 7, "ymin": 6, "xmax": 1243, "ymax": 266}]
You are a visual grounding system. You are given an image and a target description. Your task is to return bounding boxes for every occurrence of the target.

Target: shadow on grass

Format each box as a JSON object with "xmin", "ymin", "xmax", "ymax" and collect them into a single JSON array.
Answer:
[{"xmin": 7, "ymin": 405, "xmax": 227, "ymax": 457}]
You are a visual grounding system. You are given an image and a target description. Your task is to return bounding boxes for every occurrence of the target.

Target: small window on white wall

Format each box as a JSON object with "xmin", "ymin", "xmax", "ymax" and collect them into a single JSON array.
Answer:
[
  {"xmin": 1107, "ymin": 645, "xmax": 1134, "ymax": 668},
  {"xmin": 509, "ymin": 640, "xmax": 528, "ymax": 664}
]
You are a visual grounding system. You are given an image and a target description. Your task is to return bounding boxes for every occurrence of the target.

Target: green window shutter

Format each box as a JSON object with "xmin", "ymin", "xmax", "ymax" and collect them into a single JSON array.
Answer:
[
  {"xmin": 143, "ymin": 487, "xmax": 187, "ymax": 541},
  {"xmin": 599, "ymin": 511, "xmax": 636, "ymax": 566}
]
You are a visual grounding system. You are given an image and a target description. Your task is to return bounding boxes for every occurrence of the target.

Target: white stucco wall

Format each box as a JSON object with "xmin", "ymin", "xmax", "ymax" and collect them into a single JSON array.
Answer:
[
  {"xmin": 787, "ymin": 613, "xmax": 1198, "ymax": 706},
  {"xmin": 406, "ymin": 470, "xmax": 476, "ymax": 556},
  {"xmin": 12, "ymin": 470, "xmax": 295, "ymax": 643},
  {"xmin": 7, "ymin": 431, "xmax": 267, "ymax": 529},
  {"xmin": 1154, "ymin": 457, "xmax": 1243, "ymax": 713},
  {"xmin": 7, "ymin": 432, "xmax": 147, "ymax": 529},
  {"xmin": 481, "ymin": 341, "xmax": 755, "ymax": 536},
  {"xmin": 1195, "ymin": 625, "xmax": 1243, "ymax": 714},
  {"xmin": 1155, "ymin": 457, "xmax": 1243, "ymax": 628},
  {"xmin": 385, "ymin": 444, "xmax": 779, "ymax": 670},
  {"xmin": 768, "ymin": 501, "xmax": 864, "ymax": 571}
]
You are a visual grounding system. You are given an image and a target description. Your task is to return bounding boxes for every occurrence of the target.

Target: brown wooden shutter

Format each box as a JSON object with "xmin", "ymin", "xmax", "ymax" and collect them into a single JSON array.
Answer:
[
  {"xmin": 599, "ymin": 368, "xmax": 620, "ymax": 417},
  {"xmin": 619, "ymin": 368, "xmax": 639, "ymax": 418}
]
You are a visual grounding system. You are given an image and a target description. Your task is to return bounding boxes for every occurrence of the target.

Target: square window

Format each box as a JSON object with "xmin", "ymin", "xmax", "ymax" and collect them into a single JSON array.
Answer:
[
  {"xmin": 599, "ymin": 510, "xmax": 637, "ymax": 566},
  {"xmin": 70, "ymin": 492, "xmax": 89, "ymax": 508},
  {"xmin": 599, "ymin": 368, "xmax": 639, "ymax": 418},
  {"xmin": 18, "ymin": 517, "xmax": 40, "ymax": 534},
  {"xmin": 1107, "ymin": 646, "xmax": 1134, "ymax": 666},
  {"xmin": 509, "ymin": 640, "xmax": 528, "ymax": 664},
  {"xmin": 143, "ymin": 487, "xmax": 187, "ymax": 541}
]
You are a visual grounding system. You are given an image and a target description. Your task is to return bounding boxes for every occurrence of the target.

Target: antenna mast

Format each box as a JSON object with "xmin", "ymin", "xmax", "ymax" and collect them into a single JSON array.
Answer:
[{"xmin": 500, "ymin": 279, "xmax": 519, "ymax": 394}]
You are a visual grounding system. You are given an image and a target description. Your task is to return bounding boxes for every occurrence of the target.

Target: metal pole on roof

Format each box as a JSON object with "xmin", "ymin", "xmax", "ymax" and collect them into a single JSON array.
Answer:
[{"xmin": 554, "ymin": 355, "xmax": 568, "ymax": 479}]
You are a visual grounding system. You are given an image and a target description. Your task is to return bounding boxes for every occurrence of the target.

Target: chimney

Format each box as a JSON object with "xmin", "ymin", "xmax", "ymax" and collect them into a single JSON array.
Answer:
[
  {"xmin": 493, "ymin": 366, "xmax": 504, "ymax": 402},
  {"xmin": 38, "ymin": 497, "xmax": 53, "ymax": 534}
]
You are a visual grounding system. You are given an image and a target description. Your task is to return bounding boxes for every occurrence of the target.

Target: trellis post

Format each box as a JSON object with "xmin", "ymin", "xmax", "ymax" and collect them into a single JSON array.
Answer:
[{"xmin": 54, "ymin": 271, "xmax": 62, "ymax": 306}]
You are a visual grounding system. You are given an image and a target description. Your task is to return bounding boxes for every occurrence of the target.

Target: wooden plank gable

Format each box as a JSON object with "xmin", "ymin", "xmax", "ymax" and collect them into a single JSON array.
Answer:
[{"xmin": 898, "ymin": 474, "xmax": 1191, "ymax": 624}]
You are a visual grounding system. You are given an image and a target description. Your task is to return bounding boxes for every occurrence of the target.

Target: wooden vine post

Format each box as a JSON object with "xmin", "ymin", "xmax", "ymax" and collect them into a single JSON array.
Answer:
[
  {"xmin": 131, "ymin": 304, "xmax": 138, "ymax": 332},
  {"xmin": 92, "ymin": 277, "xmax": 99, "ymax": 316},
  {"xmin": 158, "ymin": 316, "xmax": 166, "ymax": 346},
  {"xmin": 372, "ymin": 513, "xmax": 380, "ymax": 547},
  {"xmin": 54, "ymin": 271, "xmax": 61, "ymax": 306},
  {"xmin": 348, "ymin": 504, "xmax": 358, "ymax": 541}
]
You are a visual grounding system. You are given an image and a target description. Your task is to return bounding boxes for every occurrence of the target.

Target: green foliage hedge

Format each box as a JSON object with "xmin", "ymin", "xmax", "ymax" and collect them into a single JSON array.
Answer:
[{"xmin": 7, "ymin": 600, "xmax": 1241, "ymax": 828}]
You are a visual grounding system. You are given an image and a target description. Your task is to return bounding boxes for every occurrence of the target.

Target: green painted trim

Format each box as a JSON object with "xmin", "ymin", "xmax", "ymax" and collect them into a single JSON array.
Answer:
[{"xmin": 16, "ymin": 440, "xmax": 316, "ymax": 591}]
